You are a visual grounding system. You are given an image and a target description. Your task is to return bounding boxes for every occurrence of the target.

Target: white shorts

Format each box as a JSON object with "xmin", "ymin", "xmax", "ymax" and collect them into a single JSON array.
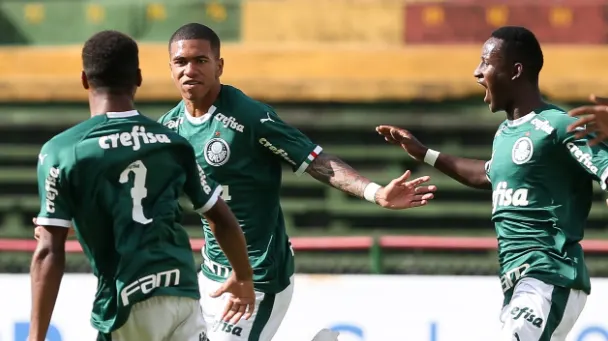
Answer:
[
  {"xmin": 198, "ymin": 272, "xmax": 294, "ymax": 341},
  {"xmin": 109, "ymin": 296, "xmax": 207, "ymax": 341},
  {"xmin": 499, "ymin": 277, "xmax": 587, "ymax": 341}
]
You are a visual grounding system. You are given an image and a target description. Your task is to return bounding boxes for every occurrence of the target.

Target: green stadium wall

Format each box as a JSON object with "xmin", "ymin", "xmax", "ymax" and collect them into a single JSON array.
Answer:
[{"xmin": 1, "ymin": 102, "xmax": 608, "ymax": 274}]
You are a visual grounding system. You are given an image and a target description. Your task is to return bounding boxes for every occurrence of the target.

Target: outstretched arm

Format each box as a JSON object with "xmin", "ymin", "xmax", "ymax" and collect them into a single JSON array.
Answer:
[
  {"xmin": 377, "ymin": 125, "xmax": 491, "ymax": 190},
  {"xmin": 306, "ymin": 153, "xmax": 436, "ymax": 209},
  {"xmin": 305, "ymin": 153, "xmax": 371, "ymax": 199},
  {"xmin": 431, "ymin": 154, "xmax": 491, "ymax": 190},
  {"xmin": 255, "ymin": 109, "xmax": 436, "ymax": 208}
]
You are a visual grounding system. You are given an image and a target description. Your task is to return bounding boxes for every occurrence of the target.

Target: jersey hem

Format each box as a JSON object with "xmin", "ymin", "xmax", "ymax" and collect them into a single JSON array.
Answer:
[
  {"xmin": 294, "ymin": 145, "xmax": 323, "ymax": 176},
  {"xmin": 517, "ymin": 273, "xmax": 590, "ymax": 295},
  {"xmin": 196, "ymin": 186, "xmax": 223, "ymax": 214},
  {"xmin": 200, "ymin": 269, "xmax": 293, "ymax": 294},
  {"xmin": 36, "ymin": 217, "xmax": 71, "ymax": 228}
]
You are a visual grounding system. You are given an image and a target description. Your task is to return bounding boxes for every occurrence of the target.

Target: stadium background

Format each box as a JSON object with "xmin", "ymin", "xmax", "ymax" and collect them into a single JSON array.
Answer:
[{"xmin": 1, "ymin": 0, "xmax": 608, "ymax": 340}]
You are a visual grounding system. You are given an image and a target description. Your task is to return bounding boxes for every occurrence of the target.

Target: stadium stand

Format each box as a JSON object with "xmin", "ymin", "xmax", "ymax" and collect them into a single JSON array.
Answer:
[
  {"xmin": 1, "ymin": 0, "xmax": 608, "ymax": 101},
  {"xmin": 1, "ymin": 0, "xmax": 608, "ymax": 275}
]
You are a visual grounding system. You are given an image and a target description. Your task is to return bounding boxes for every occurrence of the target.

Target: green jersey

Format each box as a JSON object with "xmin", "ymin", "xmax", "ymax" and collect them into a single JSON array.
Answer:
[
  {"xmin": 486, "ymin": 105, "xmax": 608, "ymax": 297},
  {"xmin": 36, "ymin": 110, "xmax": 221, "ymax": 333},
  {"xmin": 159, "ymin": 85, "xmax": 322, "ymax": 293}
]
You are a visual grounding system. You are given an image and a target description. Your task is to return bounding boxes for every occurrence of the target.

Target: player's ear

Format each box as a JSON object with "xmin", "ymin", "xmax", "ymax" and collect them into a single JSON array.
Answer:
[
  {"xmin": 81, "ymin": 71, "xmax": 89, "ymax": 90},
  {"xmin": 136, "ymin": 69, "xmax": 142, "ymax": 88},
  {"xmin": 512, "ymin": 62, "xmax": 523, "ymax": 81},
  {"xmin": 217, "ymin": 58, "xmax": 224, "ymax": 78}
]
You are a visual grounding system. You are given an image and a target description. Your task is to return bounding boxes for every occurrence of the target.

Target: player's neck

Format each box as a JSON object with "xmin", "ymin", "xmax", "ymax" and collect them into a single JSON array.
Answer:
[
  {"xmin": 89, "ymin": 92, "xmax": 136, "ymax": 117},
  {"xmin": 506, "ymin": 88, "xmax": 544, "ymax": 121},
  {"xmin": 184, "ymin": 83, "xmax": 222, "ymax": 117}
]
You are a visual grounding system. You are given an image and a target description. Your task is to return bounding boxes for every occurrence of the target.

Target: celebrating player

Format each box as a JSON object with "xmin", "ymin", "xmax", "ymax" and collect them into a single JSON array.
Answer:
[
  {"xmin": 30, "ymin": 30, "xmax": 255, "ymax": 341},
  {"xmin": 377, "ymin": 26, "xmax": 608, "ymax": 341},
  {"xmin": 567, "ymin": 94, "xmax": 608, "ymax": 145},
  {"xmin": 158, "ymin": 23, "xmax": 437, "ymax": 341}
]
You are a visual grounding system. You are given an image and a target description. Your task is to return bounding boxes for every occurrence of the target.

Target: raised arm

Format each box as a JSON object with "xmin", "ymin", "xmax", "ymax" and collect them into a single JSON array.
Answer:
[
  {"xmin": 376, "ymin": 125, "xmax": 492, "ymax": 190},
  {"xmin": 567, "ymin": 94, "xmax": 608, "ymax": 146}
]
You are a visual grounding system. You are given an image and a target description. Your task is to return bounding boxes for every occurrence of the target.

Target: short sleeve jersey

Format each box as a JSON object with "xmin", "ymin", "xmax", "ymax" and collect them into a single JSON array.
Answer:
[
  {"xmin": 159, "ymin": 85, "xmax": 322, "ymax": 293},
  {"xmin": 36, "ymin": 110, "xmax": 221, "ymax": 333},
  {"xmin": 485, "ymin": 105, "xmax": 608, "ymax": 298}
]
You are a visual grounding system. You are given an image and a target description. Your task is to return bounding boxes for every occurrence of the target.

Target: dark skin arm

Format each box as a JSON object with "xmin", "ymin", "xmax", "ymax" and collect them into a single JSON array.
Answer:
[
  {"xmin": 29, "ymin": 225, "xmax": 68, "ymax": 341},
  {"xmin": 203, "ymin": 198, "xmax": 253, "ymax": 281},
  {"xmin": 376, "ymin": 125, "xmax": 491, "ymax": 190},
  {"xmin": 568, "ymin": 94, "xmax": 608, "ymax": 146},
  {"xmin": 203, "ymin": 198, "xmax": 255, "ymax": 323},
  {"xmin": 433, "ymin": 155, "xmax": 491, "ymax": 190}
]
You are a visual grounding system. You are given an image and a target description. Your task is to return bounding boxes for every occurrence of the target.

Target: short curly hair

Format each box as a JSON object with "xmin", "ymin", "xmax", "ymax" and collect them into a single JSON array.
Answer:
[
  {"xmin": 82, "ymin": 30, "xmax": 139, "ymax": 91},
  {"xmin": 491, "ymin": 26, "xmax": 544, "ymax": 83},
  {"xmin": 168, "ymin": 23, "xmax": 221, "ymax": 57}
]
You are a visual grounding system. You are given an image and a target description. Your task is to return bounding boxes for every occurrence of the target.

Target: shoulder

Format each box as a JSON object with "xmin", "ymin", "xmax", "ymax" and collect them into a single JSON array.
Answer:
[
  {"xmin": 158, "ymin": 101, "xmax": 185, "ymax": 128},
  {"xmin": 537, "ymin": 107, "xmax": 579, "ymax": 140},
  {"xmin": 221, "ymin": 84, "xmax": 275, "ymax": 122},
  {"xmin": 493, "ymin": 121, "xmax": 508, "ymax": 138},
  {"xmin": 540, "ymin": 107, "xmax": 574, "ymax": 125},
  {"xmin": 41, "ymin": 117, "xmax": 102, "ymax": 160},
  {"xmin": 137, "ymin": 116, "xmax": 193, "ymax": 148},
  {"xmin": 39, "ymin": 135, "xmax": 76, "ymax": 172}
]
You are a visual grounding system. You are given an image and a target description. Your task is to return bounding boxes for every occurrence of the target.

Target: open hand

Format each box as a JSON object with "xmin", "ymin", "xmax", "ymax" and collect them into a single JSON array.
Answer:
[
  {"xmin": 567, "ymin": 94, "xmax": 608, "ymax": 146},
  {"xmin": 375, "ymin": 170, "xmax": 437, "ymax": 209},
  {"xmin": 376, "ymin": 125, "xmax": 428, "ymax": 160},
  {"xmin": 209, "ymin": 273, "xmax": 256, "ymax": 325}
]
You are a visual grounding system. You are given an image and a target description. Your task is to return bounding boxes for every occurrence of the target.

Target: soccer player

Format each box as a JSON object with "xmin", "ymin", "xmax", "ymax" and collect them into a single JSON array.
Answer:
[
  {"xmin": 568, "ymin": 94, "xmax": 608, "ymax": 145},
  {"xmin": 29, "ymin": 30, "xmax": 255, "ymax": 341},
  {"xmin": 159, "ymin": 23, "xmax": 438, "ymax": 341},
  {"xmin": 377, "ymin": 26, "xmax": 608, "ymax": 341}
]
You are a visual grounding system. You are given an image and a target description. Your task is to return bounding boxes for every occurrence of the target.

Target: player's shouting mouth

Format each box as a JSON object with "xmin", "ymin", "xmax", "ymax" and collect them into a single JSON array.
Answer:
[{"xmin": 377, "ymin": 26, "xmax": 608, "ymax": 341}]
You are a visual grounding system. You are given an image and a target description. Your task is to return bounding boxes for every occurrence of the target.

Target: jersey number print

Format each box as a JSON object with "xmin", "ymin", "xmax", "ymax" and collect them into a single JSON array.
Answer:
[{"xmin": 119, "ymin": 160, "xmax": 152, "ymax": 224}]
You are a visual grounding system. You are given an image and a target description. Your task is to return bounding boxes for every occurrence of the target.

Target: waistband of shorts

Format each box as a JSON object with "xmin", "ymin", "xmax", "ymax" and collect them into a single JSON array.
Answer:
[{"xmin": 131, "ymin": 296, "xmax": 197, "ymax": 311}]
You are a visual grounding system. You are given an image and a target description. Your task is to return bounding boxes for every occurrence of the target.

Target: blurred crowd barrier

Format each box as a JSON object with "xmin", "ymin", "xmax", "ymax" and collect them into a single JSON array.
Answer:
[{"xmin": 0, "ymin": 0, "xmax": 607, "ymax": 102}]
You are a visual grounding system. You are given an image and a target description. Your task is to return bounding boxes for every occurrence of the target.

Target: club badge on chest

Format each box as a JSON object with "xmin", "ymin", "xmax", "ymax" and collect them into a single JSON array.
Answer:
[{"xmin": 204, "ymin": 137, "xmax": 231, "ymax": 167}]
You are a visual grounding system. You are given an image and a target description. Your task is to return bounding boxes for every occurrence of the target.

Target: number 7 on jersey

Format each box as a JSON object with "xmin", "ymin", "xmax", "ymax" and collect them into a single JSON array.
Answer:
[{"xmin": 119, "ymin": 160, "xmax": 153, "ymax": 224}]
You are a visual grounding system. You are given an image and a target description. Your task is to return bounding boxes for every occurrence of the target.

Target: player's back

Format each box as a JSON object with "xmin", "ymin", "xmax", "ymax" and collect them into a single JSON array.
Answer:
[{"xmin": 39, "ymin": 111, "xmax": 201, "ymax": 332}]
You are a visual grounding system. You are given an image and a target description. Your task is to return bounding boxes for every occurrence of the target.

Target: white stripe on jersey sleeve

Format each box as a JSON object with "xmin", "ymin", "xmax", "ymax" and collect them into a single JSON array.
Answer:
[
  {"xmin": 36, "ymin": 217, "xmax": 72, "ymax": 228},
  {"xmin": 195, "ymin": 186, "xmax": 223, "ymax": 215}
]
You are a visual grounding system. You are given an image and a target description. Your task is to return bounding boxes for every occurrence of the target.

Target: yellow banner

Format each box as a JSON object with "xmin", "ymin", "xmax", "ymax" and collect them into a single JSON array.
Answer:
[
  {"xmin": 241, "ymin": 0, "xmax": 404, "ymax": 44},
  {"xmin": 0, "ymin": 44, "xmax": 605, "ymax": 102}
]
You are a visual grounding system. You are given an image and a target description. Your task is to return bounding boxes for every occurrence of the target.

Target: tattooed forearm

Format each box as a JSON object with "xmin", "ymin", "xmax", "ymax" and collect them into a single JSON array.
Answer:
[{"xmin": 305, "ymin": 153, "xmax": 372, "ymax": 198}]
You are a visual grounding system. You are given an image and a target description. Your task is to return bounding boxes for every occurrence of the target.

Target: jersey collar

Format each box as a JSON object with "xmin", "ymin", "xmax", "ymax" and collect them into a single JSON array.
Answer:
[
  {"xmin": 184, "ymin": 104, "xmax": 216, "ymax": 125},
  {"xmin": 506, "ymin": 112, "xmax": 536, "ymax": 127},
  {"xmin": 106, "ymin": 110, "xmax": 139, "ymax": 119}
]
